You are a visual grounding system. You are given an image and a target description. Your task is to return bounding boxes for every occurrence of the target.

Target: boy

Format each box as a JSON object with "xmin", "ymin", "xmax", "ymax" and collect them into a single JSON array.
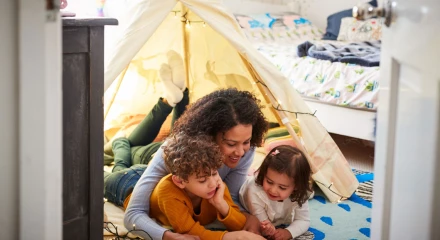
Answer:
[{"xmin": 144, "ymin": 133, "xmax": 249, "ymax": 239}]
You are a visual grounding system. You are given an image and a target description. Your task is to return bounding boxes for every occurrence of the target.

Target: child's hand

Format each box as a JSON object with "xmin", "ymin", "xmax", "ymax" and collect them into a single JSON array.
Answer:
[
  {"xmin": 208, "ymin": 177, "xmax": 225, "ymax": 206},
  {"xmin": 260, "ymin": 220, "xmax": 276, "ymax": 237},
  {"xmin": 272, "ymin": 228, "xmax": 292, "ymax": 240},
  {"xmin": 208, "ymin": 177, "xmax": 229, "ymax": 217}
]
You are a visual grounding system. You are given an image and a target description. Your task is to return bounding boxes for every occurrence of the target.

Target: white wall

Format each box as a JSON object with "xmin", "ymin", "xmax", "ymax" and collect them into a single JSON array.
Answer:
[
  {"xmin": 303, "ymin": 0, "xmax": 369, "ymax": 30},
  {"xmin": 0, "ymin": 0, "xmax": 19, "ymax": 236}
]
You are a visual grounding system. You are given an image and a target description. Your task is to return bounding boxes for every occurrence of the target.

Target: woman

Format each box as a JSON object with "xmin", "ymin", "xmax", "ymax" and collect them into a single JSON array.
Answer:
[{"xmin": 124, "ymin": 88, "xmax": 269, "ymax": 240}]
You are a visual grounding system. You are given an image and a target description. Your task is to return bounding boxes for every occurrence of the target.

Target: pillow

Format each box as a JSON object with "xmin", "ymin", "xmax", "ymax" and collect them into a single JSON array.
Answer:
[
  {"xmin": 236, "ymin": 13, "xmax": 313, "ymax": 30},
  {"xmin": 264, "ymin": 126, "xmax": 298, "ymax": 153},
  {"xmin": 337, "ymin": 17, "xmax": 383, "ymax": 41},
  {"xmin": 235, "ymin": 13, "xmax": 276, "ymax": 29},
  {"xmin": 322, "ymin": 0, "xmax": 378, "ymax": 40}
]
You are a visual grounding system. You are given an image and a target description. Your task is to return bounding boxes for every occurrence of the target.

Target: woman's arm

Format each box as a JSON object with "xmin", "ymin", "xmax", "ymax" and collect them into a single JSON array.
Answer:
[
  {"xmin": 285, "ymin": 201, "xmax": 310, "ymax": 239},
  {"xmin": 123, "ymin": 146, "xmax": 170, "ymax": 239}
]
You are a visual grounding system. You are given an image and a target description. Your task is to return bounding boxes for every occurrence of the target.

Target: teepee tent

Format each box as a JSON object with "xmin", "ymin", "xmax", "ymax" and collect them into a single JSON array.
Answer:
[{"xmin": 104, "ymin": 0, "xmax": 358, "ymax": 202}]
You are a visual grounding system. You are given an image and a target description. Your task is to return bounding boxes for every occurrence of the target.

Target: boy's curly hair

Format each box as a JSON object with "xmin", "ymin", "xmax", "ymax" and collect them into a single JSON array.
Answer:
[
  {"xmin": 171, "ymin": 88, "xmax": 269, "ymax": 147},
  {"xmin": 163, "ymin": 133, "xmax": 224, "ymax": 181},
  {"xmin": 255, "ymin": 145, "xmax": 311, "ymax": 207}
]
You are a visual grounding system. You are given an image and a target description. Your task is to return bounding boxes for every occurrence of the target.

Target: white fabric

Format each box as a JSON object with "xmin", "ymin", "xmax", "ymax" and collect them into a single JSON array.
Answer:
[
  {"xmin": 239, "ymin": 177, "xmax": 310, "ymax": 239},
  {"xmin": 103, "ymin": 0, "xmax": 358, "ymax": 202},
  {"xmin": 103, "ymin": 202, "xmax": 133, "ymax": 237}
]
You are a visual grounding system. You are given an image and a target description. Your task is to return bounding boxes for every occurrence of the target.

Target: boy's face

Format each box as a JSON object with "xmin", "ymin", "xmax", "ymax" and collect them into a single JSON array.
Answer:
[{"xmin": 182, "ymin": 170, "xmax": 221, "ymax": 199}]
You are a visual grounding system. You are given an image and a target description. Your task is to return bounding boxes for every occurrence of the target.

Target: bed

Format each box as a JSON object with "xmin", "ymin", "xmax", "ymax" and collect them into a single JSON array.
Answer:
[{"xmin": 230, "ymin": 1, "xmax": 380, "ymax": 142}]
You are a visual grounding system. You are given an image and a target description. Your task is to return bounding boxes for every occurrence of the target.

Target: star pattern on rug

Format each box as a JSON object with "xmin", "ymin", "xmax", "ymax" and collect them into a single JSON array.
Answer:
[{"xmin": 297, "ymin": 169, "xmax": 373, "ymax": 240}]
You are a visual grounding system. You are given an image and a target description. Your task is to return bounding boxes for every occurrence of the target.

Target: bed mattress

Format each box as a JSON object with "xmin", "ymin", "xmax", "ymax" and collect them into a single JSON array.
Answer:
[{"xmin": 256, "ymin": 43, "xmax": 379, "ymax": 110}]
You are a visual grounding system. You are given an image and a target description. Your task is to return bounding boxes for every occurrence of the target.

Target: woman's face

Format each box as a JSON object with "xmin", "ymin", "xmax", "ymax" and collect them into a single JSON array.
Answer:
[{"xmin": 215, "ymin": 124, "xmax": 252, "ymax": 169}]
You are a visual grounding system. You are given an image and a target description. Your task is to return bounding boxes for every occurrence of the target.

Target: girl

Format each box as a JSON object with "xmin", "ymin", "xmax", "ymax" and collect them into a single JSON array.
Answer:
[{"xmin": 239, "ymin": 145, "xmax": 312, "ymax": 240}]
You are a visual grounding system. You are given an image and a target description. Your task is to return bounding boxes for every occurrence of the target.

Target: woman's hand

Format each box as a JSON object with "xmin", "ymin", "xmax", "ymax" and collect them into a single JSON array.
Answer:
[
  {"xmin": 242, "ymin": 213, "xmax": 261, "ymax": 234},
  {"xmin": 222, "ymin": 230, "xmax": 266, "ymax": 240},
  {"xmin": 208, "ymin": 177, "xmax": 229, "ymax": 217},
  {"xmin": 260, "ymin": 220, "xmax": 276, "ymax": 237},
  {"xmin": 271, "ymin": 228, "xmax": 292, "ymax": 240},
  {"xmin": 163, "ymin": 231, "xmax": 201, "ymax": 240}
]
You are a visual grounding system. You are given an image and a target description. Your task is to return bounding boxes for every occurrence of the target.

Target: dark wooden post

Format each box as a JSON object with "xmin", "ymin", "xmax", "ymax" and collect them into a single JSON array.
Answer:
[{"xmin": 62, "ymin": 18, "xmax": 118, "ymax": 240}]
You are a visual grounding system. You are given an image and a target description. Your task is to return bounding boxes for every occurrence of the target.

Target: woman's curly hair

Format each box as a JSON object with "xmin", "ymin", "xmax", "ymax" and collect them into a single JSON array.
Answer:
[
  {"xmin": 255, "ymin": 145, "xmax": 312, "ymax": 207},
  {"xmin": 171, "ymin": 88, "xmax": 269, "ymax": 147},
  {"xmin": 163, "ymin": 133, "xmax": 224, "ymax": 181}
]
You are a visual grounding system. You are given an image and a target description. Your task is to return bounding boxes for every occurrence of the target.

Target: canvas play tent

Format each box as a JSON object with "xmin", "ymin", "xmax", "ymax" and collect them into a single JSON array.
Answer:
[{"xmin": 103, "ymin": 0, "xmax": 358, "ymax": 202}]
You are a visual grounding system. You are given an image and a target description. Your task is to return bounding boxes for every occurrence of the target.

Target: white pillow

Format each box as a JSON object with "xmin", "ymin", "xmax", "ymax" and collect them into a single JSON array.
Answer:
[{"xmin": 337, "ymin": 17, "xmax": 383, "ymax": 42}]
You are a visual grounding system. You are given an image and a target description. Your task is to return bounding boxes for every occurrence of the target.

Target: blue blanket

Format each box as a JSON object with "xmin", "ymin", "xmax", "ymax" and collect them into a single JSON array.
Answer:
[{"xmin": 297, "ymin": 41, "xmax": 381, "ymax": 67}]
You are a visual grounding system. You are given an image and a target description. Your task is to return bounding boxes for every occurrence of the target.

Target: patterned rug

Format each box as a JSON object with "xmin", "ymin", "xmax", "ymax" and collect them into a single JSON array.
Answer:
[
  {"xmin": 297, "ymin": 169, "xmax": 374, "ymax": 240},
  {"xmin": 103, "ymin": 169, "xmax": 374, "ymax": 239}
]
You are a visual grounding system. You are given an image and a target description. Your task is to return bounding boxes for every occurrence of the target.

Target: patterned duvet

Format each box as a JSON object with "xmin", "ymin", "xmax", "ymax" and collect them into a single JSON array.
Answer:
[
  {"xmin": 236, "ymin": 13, "xmax": 380, "ymax": 110},
  {"xmin": 258, "ymin": 44, "xmax": 380, "ymax": 110}
]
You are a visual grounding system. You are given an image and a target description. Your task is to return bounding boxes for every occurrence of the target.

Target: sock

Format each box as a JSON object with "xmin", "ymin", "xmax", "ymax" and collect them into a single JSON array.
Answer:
[
  {"xmin": 160, "ymin": 64, "xmax": 183, "ymax": 107},
  {"xmin": 167, "ymin": 50, "xmax": 186, "ymax": 91}
]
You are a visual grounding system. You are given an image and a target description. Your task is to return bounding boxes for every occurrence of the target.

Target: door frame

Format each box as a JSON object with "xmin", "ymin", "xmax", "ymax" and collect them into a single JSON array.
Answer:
[{"xmin": 18, "ymin": 0, "xmax": 62, "ymax": 239}]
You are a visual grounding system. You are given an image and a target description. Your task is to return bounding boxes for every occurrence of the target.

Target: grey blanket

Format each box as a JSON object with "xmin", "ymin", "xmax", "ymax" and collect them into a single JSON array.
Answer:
[{"xmin": 297, "ymin": 40, "xmax": 381, "ymax": 67}]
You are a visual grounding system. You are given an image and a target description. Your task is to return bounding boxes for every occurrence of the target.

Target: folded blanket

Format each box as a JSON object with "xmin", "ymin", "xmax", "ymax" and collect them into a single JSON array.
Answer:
[{"xmin": 297, "ymin": 40, "xmax": 381, "ymax": 67}]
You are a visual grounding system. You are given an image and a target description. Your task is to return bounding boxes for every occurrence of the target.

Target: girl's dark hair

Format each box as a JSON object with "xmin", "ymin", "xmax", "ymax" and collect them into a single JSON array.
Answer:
[
  {"xmin": 163, "ymin": 133, "xmax": 223, "ymax": 181},
  {"xmin": 255, "ymin": 145, "xmax": 311, "ymax": 207},
  {"xmin": 171, "ymin": 88, "xmax": 269, "ymax": 147}
]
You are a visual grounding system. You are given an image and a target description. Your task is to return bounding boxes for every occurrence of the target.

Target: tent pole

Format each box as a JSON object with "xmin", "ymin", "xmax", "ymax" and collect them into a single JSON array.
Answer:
[
  {"xmin": 262, "ymin": 86, "xmax": 310, "ymax": 156},
  {"xmin": 180, "ymin": 3, "xmax": 190, "ymax": 94},
  {"xmin": 104, "ymin": 65, "xmax": 129, "ymax": 120},
  {"xmin": 239, "ymin": 57, "xmax": 309, "ymax": 155},
  {"xmin": 239, "ymin": 56, "xmax": 282, "ymax": 125}
]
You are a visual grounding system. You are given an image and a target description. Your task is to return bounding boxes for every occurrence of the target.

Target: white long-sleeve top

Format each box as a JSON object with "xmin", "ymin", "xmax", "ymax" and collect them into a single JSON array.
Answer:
[{"xmin": 239, "ymin": 176, "xmax": 310, "ymax": 239}]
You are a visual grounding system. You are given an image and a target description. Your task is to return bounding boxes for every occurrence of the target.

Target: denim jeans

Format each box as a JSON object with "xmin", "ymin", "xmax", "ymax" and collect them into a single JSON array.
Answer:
[{"xmin": 104, "ymin": 164, "xmax": 147, "ymax": 206}]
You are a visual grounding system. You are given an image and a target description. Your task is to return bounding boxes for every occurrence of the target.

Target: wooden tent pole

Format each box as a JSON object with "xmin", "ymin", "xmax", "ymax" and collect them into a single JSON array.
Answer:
[
  {"xmin": 239, "ymin": 56, "xmax": 282, "ymax": 125},
  {"xmin": 180, "ymin": 3, "xmax": 190, "ymax": 93},
  {"xmin": 263, "ymin": 87, "xmax": 309, "ymax": 156},
  {"xmin": 239, "ymin": 57, "xmax": 309, "ymax": 155}
]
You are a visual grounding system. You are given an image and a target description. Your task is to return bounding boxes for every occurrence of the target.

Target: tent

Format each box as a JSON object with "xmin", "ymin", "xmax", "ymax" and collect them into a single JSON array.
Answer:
[{"xmin": 103, "ymin": 0, "xmax": 358, "ymax": 202}]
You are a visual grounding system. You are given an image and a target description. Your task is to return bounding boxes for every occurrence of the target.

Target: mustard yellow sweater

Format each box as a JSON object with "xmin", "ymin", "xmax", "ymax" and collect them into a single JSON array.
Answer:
[{"xmin": 148, "ymin": 174, "xmax": 246, "ymax": 240}]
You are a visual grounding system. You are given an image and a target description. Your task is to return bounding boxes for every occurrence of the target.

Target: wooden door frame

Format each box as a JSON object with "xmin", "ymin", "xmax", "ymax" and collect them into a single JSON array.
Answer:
[{"xmin": 18, "ymin": 0, "xmax": 62, "ymax": 239}]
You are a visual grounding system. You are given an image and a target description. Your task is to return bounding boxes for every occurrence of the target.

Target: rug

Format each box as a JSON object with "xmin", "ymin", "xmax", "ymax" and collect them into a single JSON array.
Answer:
[
  {"xmin": 103, "ymin": 169, "xmax": 374, "ymax": 239},
  {"xmin": 298, "ymin": 169, "xmax": 374, "ymax": 240}
]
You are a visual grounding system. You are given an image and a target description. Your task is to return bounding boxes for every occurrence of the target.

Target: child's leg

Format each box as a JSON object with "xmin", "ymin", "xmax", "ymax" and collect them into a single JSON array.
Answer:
[
  {"xmin": 112, "ymin": 138, "xmax": 133, "ymax": 173},
  {"xmin": 127, "ymin": 98, "xmax": 173, "ymax": 147},
  {"xmin": 171, "ymin": 88, "xmax": 189, "ymax": 128},
  {"xmin": 104, "ymin": 164, "xmax": 147, "ymax": 207}
]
